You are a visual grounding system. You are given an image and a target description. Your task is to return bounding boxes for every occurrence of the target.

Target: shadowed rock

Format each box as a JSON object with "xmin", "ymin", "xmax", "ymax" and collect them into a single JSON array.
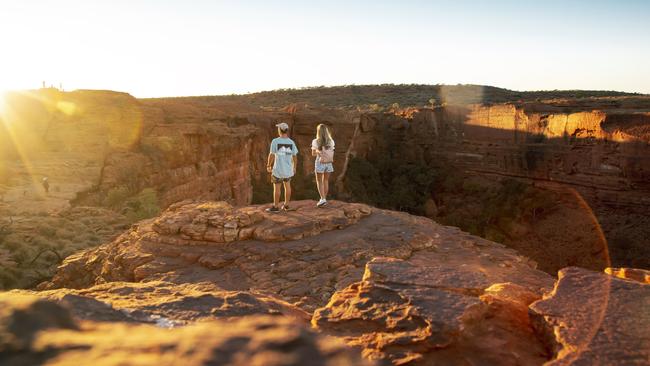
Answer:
[
  {"xmin": 17, "ymin": 281, "xmax": 309, "ymax": 325},
  {"xmin": 529, "ymin": 267, "xmax": 650, "ymax": 365},
  {"xmin": 0, "ymin": 294, "xmax": 373, "ymax": 366}
]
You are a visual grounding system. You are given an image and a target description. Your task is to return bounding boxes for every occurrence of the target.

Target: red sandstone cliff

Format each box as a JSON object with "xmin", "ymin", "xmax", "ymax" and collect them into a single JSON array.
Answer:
[
  {"xmin": 2, "ymin": 89, "xmax": 649, "ymax": 275},
  {"xmin": 6, "ymin": 200, "xmax": 646, "ymax": 365}
]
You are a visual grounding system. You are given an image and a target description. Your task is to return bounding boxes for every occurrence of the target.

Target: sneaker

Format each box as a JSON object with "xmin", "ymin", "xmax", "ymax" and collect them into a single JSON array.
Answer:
[
  {"xmin": 316, "ymin": 199, "xmax": 328, "ymax": 207},
  {"xmin": 265, "ymin": 206, "xmax": 280, "ymax": 213},
  {"xmin": 282, "ymin": 204, "xmax": 291, "ymax": 211}
]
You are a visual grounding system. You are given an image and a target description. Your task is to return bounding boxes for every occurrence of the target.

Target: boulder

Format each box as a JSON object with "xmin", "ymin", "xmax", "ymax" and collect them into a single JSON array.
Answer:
[{"xmin": 313, "ymin": 255, "xmax": 553, "ymax": 365}]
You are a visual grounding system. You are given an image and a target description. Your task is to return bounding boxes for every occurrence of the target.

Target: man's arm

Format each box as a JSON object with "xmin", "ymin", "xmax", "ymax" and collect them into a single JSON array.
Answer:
[
  {"xmin": 292, "ymin": 155, "xmax": 298, "ymax": 174},
  {"xmin": 267, "ymin": 153, "xmax": 275, "ymax": 173}
]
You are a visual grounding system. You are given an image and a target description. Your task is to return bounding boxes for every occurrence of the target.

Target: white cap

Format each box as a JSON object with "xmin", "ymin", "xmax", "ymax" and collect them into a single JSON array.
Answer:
[{"xmin": 276, "ymin": 122, "xmax": 289, "ymax": 131}]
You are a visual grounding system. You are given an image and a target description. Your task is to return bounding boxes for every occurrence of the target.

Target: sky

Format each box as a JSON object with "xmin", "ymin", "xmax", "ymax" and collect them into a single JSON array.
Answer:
[{"xmin": 0, "ymin": 0, "xmax": 648, "ymax": 97}]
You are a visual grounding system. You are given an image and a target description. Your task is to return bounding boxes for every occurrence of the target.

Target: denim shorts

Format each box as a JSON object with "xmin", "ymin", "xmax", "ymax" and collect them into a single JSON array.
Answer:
[{"xmin": 315, "ymin": 159, "xmax": 334, "ymax": 173}]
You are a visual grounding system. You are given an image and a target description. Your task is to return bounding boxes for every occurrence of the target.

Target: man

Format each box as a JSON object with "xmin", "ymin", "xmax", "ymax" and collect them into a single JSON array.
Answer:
[{"xmin": 266, "ymin": 122, "xmax": 298, "ymax": 212}]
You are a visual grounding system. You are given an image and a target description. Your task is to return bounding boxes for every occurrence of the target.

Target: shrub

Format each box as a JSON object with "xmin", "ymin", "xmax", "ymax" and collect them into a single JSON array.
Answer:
[
  {"xmin": 126, "ymin": 188, "xmax": 161, "ymax": 222},
  {"xmin": 37, "ymin": 225, "xmax": 57, "ymax": 237},
  {"xmin": 104, "ymin": 186, "xmax": 130, "ymax": 209}
]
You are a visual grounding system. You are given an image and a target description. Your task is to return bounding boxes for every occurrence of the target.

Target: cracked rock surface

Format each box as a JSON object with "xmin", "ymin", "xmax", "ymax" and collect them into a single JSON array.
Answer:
[
  {"xmin": 22, "ymin": 200, "xmax": 650, "ymax": 365},
  {"xmin": 530, "ymin": 267, "xmax": 650, "ymax": 365},
  {"xmin": 312, "ymin": 255, "xmax": 553, "ymax": 365}
]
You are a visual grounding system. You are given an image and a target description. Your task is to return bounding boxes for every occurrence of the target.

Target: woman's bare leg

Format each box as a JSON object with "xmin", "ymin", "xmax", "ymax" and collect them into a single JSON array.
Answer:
[
  {"xmin": 323, "ymin": 172, "xmax": 331, "ymax": 199},
  {"xmin": 315, "ymin": 172, "xmax": 324, "ymax": 200}
]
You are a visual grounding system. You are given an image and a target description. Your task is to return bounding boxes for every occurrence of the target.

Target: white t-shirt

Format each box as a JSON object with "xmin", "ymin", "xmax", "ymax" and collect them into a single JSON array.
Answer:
[{"xmin": 311, "ymin": 138, "xmax": 335, "ymax": 151}]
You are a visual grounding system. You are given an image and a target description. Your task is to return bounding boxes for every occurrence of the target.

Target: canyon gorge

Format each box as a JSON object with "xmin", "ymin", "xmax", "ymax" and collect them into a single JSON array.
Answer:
[{"xmin": 0, "ymin": 85, "xmax": 649, "ymax": 365}]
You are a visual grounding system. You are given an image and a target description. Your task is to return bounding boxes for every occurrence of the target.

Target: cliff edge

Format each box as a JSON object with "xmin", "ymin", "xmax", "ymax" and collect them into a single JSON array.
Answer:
[{"xmin": 0, "ymin": 201, "xmax": 642, "ymax": 365}]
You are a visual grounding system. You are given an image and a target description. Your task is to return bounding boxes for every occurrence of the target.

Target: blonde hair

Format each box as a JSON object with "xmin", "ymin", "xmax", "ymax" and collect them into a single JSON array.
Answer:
[{"xmin": 316, "ymin": 124, "xmax": 333, "ymax": 148}]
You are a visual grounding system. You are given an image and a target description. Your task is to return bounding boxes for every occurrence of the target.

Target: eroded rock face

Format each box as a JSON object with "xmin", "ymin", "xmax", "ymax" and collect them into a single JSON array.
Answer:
[
  {"xmin": 7, "ymin": 201, "xmax": 650, "ymax": 365},
  {"xmin": 529, "ymin": 267, "xmax": 650, "ymax": 365},
  {"xmin": 17, "ymin": 280, "xmax": 309, "ymax": 325},
  {"xmin": 312, "ymin": 255, "xmax": 553, "ymax": 365},
  {"xmin": 44, "ymin": 200, "xmax": 373, "ymax": 307},
  {"xmin": 0, "ymin": 293, "xmax": 371, "ymax": 366},
  {"xmin": 44, "ymin": 200, "xmax": 549, "ymax": 315}
]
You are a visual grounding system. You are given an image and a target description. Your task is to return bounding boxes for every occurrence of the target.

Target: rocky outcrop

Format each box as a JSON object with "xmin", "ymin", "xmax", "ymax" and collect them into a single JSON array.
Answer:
[
  {"xmin": 18, "ymin": 280, "xmax": 309, "ymax": 325},
  {"xmin": 0, "ymin": 293, "xmax": 370, "ymax": 366},
  {"xmin": 44, "ymin": 200, "xmax": 372, "ymax": 306},
  {"xmin": 605, "ymin": 267, "xmax": 650, "ymax": 283},
  {"xmin": 6, "ymin": 201, "xmax": 650, "ymax": 365},
  {"xmin": 312, "ymin": 255, "xmax": 553, "ymax": 365},
  {"xmin": 44, "ymin": 200, "xmax": 548, "ymax": 312},
  {"xmin": 529, "ymin": 267, "xmax": 650, "ymax": 365}
]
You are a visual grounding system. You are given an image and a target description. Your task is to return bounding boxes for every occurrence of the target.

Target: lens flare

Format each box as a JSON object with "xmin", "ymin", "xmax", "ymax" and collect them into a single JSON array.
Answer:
[
  {"xmin": 56, "ymin": 100, "xmax": 78, "ymax": 116},
  {"xmin": 0, "ymin": 92, "xmax": 7, "ymax": 118},
  {"xmin": 0, "ymin": 90, "xmax": 49, "ymax": 201}
]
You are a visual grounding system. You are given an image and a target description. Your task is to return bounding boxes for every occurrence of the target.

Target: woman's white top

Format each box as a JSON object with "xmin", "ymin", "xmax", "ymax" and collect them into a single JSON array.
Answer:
[{"xmin": 311, "ymin": 138, "xmax": 335, "ymax": 151}]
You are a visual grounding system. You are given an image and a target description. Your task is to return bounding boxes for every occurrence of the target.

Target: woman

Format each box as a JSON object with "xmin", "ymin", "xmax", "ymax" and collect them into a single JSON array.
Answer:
[{"xmin": 311, "ymin": 124, "xmax": 335, "ymax": 207}]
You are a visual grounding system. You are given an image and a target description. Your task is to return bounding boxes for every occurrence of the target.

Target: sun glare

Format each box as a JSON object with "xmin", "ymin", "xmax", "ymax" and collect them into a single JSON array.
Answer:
[
  {"xmin": 0, "ymin": 92, "xmax": 7, "ymax": 119},
  {"xmin": 0, "ymin": 89, "xmax": 15, "ymax": 126}
]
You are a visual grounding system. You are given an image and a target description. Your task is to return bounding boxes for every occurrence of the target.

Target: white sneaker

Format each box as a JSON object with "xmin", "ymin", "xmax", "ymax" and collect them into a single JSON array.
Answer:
[{"xmin": 317, "ymin": 199, "xmax": 327, "ymax": 207}]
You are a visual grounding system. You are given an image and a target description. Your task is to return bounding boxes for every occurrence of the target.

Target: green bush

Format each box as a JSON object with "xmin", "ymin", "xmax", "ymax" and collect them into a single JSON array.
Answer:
[
  {"xmin": 345, "ymin": 156, "xmax": 437, "ymax": 215},
  {"xmin": 126, "ymin": 188, "xmax": 161, "ymax": 222},
  {"xmin": 104, "ymin": 186, "xmax": 131, "ymax": 208},
  {"xmin": 37, "ymin": 225, "xmax": 57, "ymax": 237}
]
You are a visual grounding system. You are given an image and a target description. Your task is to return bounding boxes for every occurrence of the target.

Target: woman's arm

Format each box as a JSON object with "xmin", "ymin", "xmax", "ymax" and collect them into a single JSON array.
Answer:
[{"xmin": 311, "ymin": 140, "xmax": 320, "ymax": 156}]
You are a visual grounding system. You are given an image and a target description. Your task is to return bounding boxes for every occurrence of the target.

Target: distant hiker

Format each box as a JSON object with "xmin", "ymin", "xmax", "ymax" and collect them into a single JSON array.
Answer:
[
  {"xmin": 266, "ymin": 122, "xmax": 298, "ymax": 212},
  {"xmin": 42, "ymin": 177, "xmax": 50, "ymax": 194},
  {"xmin": 311, "ymin": 124, "xmax": 335, "ymax": 207}
]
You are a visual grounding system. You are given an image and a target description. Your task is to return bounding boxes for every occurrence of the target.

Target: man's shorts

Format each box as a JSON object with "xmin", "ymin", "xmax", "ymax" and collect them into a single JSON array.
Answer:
[{"xmin": 271, "ymin": 175, "xmax": 292, "ymax": 184}]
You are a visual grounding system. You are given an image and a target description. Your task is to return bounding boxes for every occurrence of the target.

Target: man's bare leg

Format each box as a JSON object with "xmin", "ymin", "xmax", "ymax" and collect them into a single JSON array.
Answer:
[
  {"xmin": 273, "ymin": 182, "xmax": 281, "ymax": 208},
  {"xmin": 283, "ymin": 181, "xmax": 292, "ymax": 207}
]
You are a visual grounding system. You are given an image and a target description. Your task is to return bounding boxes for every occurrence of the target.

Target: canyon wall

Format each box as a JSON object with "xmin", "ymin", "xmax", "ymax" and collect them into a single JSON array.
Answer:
[
  {"xmin": 341, "ymin": 103, "xmax": 650, "ymax": 271},
  {"xmin": 2, "ymin": 89, "xmax": 649, "ymax": 276},
  {"xmin": 413, "ymin": 104, "xmax": 650, "ymax": 203}
]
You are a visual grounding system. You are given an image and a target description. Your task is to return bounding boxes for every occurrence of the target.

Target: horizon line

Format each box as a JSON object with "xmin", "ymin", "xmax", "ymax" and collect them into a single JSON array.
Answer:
[{"xmin": 6, "ymin": 83, "xmax": 647, "ymax": 100}]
